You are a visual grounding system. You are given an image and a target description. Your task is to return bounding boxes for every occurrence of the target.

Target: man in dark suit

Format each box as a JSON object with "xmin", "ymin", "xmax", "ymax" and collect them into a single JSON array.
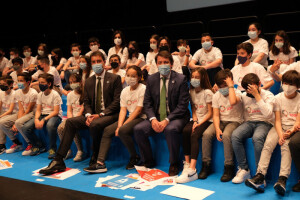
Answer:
[
  {"xmin": 134, "ymin": 50, "xmax": 190, "ymax": 176},
  {"xmin": 39, "ymin": 51, "xmax": 122, "ymax": 175}
]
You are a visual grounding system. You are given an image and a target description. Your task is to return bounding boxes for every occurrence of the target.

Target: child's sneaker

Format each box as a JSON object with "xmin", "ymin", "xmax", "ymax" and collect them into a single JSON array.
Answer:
[
  {"xmin": 73, "ymin": 151, "xmax": 85, "ymax": 162},
  {"xmin": 245, "ymin": 173, "xmax": 266, "ymax": 193},
  {"xmin": 64, "ymin": 150, "xmax": 72, "ymax": 160},
  {"xmin": 274, "ymin": 176, "xmax": 287, "ymax": 196},
  {"xmin": 22, "ymin": 144, "xmax": 33, "ymax": 156},
  {"xmin": 48, "ymin": 149, "xmax": 56, "ymax": 159},
  {"xmin": 175, "ymin": 168, "xmax": 198, "ymax": 183},
  {"xmin": 30, "ymin": 147, "xmax": 41, "ymax": 156},
  {"xmin": 6, "ymin": 144, "xmax": 23, "ymax": 154},
  {"xmin": 0, "ymin": 145, "xmax": 6, "ymax": 155},
  {"xmin": 232, "ymin": 167, "xmax": 251, "ymax": 184}
]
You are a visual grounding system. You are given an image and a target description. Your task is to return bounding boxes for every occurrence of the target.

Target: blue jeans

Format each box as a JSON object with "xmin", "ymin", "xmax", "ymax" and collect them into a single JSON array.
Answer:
[
  {"xmin": 22, "ymin": 115, "xmax": 62, "ymax": 150},
  {"xmin": 231, "ymin": 121, "xmax": 272, "ymax": 170}
]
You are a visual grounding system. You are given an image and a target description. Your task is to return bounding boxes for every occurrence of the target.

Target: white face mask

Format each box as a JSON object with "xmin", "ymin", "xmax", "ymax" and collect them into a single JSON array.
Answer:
[
  {"xmin": 125, "ymin": 77, "xmax": 137, "ymax": 86},
  {"xmin": 275, "ymin": 42, "xmax": 284, "ymax": 49},
  {"xmin": 282, "ymin": 84, "xmax": 298, "ymax": 96},
  {"xmin": 72, "ymin": 51, "xmax": 80, "ymax": 57},
  {"xmin": 90, "ymin": 45, "xmax": 99, "ymax": 52},
  {"xmin": 10, "ymin": 55, "xmax": 15, "ymax": 60},
  {"xmin": 24, "ymin": 52, "xmax": 31, "ymax": 58},
  {"xmin": 178, "ymin": 46, "xmax": 186, "ymax": 53},
  {"xmin": 114, "ymin": 38, "xmax": 122, "ymax": 46},
  {"xmin": 248, "ymin": 31, "xmax": 257, "ymax": 39},
  {"xmin": 150, "ymin": 43, "xmax": 157, "ymax": 50},
  {"xmin": 38, "ymin": 50, "xmax": 44, "ymax": 56}
]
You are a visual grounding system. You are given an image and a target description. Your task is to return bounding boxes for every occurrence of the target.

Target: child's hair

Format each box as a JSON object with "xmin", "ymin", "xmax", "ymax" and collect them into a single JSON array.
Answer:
[
  {"xmin": 282, "ymin": 70, "xmax": 300, "ymax": 88},
  {"xmin": 52, "ymin": 48, "xmax": 63, "ymax": 58},
  {"xmin": 70, "ymin": 43, "xmax": 81, "ymax": 51},
  {"xmin": 38, "ymin": 43, "xmax": 49, "ymax": 55},
  {"xmin": 112, "ymin": 30, "xmax": 126, "ymax": 53},
  {"xmin": 177, "ymin": 39, "xmax": 188, "ymax": 46},
  {"xmin": 17, "ymin": 72, "xmax": 31, "ymax": 82},
  {"xmin": 9, "ymin": 48, "xmax": 19, "ymax": 55},
  {"xmin": 237, "ymin": 42, "xmax": 253, "ymax": 56},
  {"xmin": 88, "ymin": 37, "xmax": 99, "ymax": 44},
  {"xmin": 127, "ymin": 65, "xmax": 142, "ymax": 83},
  {"xmin": 241, "ymin": 73, "xmax": 260, "ymax": 90},
  {"xmin": 248, "ymin": 22, "xmax": 263, "ymax": 37},
  {"xmin": 69, "ymin": 73, "xmax": 84, "ymax": 104},
  {"xmin": 90, "ymin": 51, "xmax": 106, "ymax": 63},
  {"xmin": 128, "ymin": 41, "xmax": 139, "ymax": 59},
  {"xmin": 214, "ymin": 69, "xmax": 233, "ymax": 87},
  {"xmin": 79, "ymin": 55, "xmax": 92, "ymax": 81},
  {"xmin": 109, "ymin": 54, "xmax": 121, "ymax": 63},
  {"xmin": 37, "ymin": 55, "xmax": 50, "ymax": 65},
  {"xmin": 12, "ymin": 57, "xmax": 23, "ymax": 65},
  {"xmin": 149, "ymin": 34, "xmax": 160, "ymax": 52},
  {"xmin": 158, "ymin": 36, "xmax": 171, "ymax": 51},
  {"xmin": 38, "ymin": 73, "xmax": 54, "ymax": 89},
  {"xmin": 0, "ymin": 76, "xmax": 14, "ymax": 86},
  {"xmin": 23, "ymin": 45, "xmax": 31, "ymax": 51},
  {"xmin": 155, "ymin": 50, "xmax": 174, "ymax": 65},
  {"xmin": 190, "ymin": 67, "xmax": 212, "ymax": 90},
  {"xmin": 270, "ymin": 30, "xmax": 291, "ymax": 56}
]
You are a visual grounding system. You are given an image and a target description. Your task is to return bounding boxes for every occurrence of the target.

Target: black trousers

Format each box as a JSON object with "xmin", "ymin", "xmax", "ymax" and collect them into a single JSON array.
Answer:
[
  {"xmin": 57, "ymin": 114, "xmax": 118, "ymax": 157},
  {"xmin": 289, "ymin": 132, "xmax": 300, "ymax": 174}
]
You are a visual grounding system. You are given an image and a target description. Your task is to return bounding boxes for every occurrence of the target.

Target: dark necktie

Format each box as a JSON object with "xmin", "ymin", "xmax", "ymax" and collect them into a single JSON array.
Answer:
[
  {"xmin": 96, "ymin": 77, "xmax": 102, "ymax": 114},
  {"xmin": 160, "ymin": 77, "xmax": 167, "ymax": 121}
]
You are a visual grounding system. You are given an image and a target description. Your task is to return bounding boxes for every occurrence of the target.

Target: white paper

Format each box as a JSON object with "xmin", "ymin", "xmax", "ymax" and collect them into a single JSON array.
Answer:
[
  {"xmin": 161, "ymin": 184, "xmax": 214, "ymax": 200},
  {"xmin": 32, "ymin": 167, "xmax": 81, "ymax": 180}
]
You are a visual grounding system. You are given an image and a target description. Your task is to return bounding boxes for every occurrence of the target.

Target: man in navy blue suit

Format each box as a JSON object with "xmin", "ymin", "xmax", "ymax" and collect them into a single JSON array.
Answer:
[{"xmin": 134, "ymin": 50, "xmax": 190, "ymax": 176}]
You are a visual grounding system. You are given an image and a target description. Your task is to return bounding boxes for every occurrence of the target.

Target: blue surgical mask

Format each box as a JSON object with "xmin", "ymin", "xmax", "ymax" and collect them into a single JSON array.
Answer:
[
  {"xmin": 248, "ymin": 31, "xmax": 257, "ymax": 39},
  {"xmin": 219, "ymin": 87, "xmax": 229, "ymax": 96},
  {"xmin": 202, "ymin": 41, "xmax": 212, "ymax": 50},
  {"xmin": 92, "ymin": 63, "xmax": 104, "ymax": 74},
  {"xmin": 190, "ymin": 78, "xmax": 200, "ymax": 88},
  {"xmin": 158, "ymin": 64, "xmax": 171, "ymax": 76},
  {"xmin": 79, "ymin": 63, "xmax": 87, "ymax": 70},
  {"xmin": 17, "ymin": 82, "xmax": 25, "ymax": 90}
]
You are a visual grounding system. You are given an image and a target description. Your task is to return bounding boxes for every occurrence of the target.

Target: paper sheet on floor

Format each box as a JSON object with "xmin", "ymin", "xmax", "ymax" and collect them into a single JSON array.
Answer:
[
  {"xmin": 134, "ymin": 165, "xmax": 169, "ymax": 182},
  {"xmin": 0, "ymin": 159, "xmax": 13, "ymax": 170},
  {"xmin": 161, "ymin": 184, "xmax": 214, "ymax": 200},
  {"xmin": 32, "ymin": 167, "xmax": 80, "ymax": 180},
  {"xmin": 95, "ymin": 174, "xmax": 139, "ymax": 190}
]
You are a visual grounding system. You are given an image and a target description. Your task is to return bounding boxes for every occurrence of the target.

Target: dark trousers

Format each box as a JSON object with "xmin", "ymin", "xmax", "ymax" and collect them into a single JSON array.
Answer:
[
  {"xmin": 289, "ymin": 132, "xmax": 300, "ymax": 174},
  {"xmin": 134, "ymin": 117, "xmax": 189, "ymax": 165},
  {"xmin": 57, "ymin": 114, "xmax": 118, "ymax": 157}
]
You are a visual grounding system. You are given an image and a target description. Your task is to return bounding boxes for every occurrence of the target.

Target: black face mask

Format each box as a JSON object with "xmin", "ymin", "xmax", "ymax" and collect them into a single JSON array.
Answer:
[
  {"xmin": 39, "ymin": 84, "xmax": 49, "ymax": 92},
  {"xmin": 128, "ymin": 48, "xmax": 136, "ymax": 55},
  {"xmin": 37, "ymin": 65, "xmax": 43, "ymax": 71},
  {"xmin": 111, "ymin": 62, "xmax": 119, "ymax": 69},
  {"xmin": 246, "ymin": 93, "xmax": 255, "ymax": 98},
  {"xmin": 0, "ymin": 85, "xmax": 9, "ymax": 91},
  {"xmin": 159, "ymin": 45, "xmax": 169, "ymax": 52}
]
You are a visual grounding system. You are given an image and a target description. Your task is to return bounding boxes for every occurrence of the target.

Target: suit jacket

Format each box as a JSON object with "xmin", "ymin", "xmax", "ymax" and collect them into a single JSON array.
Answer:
[
  {"xmin": 143, "ymin": 71, "xmax": 190, "ymax": 121},
  {"xmin": 83, "ymin": 71, "xmax": 122, "ymax": 116}
]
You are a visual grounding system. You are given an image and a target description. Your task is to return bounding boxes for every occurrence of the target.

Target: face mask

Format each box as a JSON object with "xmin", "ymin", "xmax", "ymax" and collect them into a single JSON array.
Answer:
[
  {"xmin": 202, "ymin": 41, "xmax": 212, "ymax": 50},
  {"xmin": 219, "ymin": 87, "xmax": 229, "ymax": 96},
  {"xmin": 158, "ymin": 64, "xmax": 171, "ymax": 76},
  {"xmin": 114, "ymin": 38, "xmax": 122, "ymax": 46},
  {"xmin": 275, "ymin": 42, "xmax": 284, "ymax": 49},
  {"xmin": 248, "ymin": 31, "xmax": 257, "ymax": 39},
  {"xmin": 246, "ymin": 93, "xmax": 255, "ymax": 98},
  {"xmin": 150, "ymin": 44, "xmax": 157, "ymax": 50},
  {"xmin": 12, "ymin": 65, "xmax": 21, "ymax": 71},
  {"xmin": 10, "ymin": 55, "xmax": 15, "ymax": 60},
  {"xmin": 111, "ymin": 62, "xmax": 119, "ymax": 69},
  {"xmin": 39, "ymin": 84, "xmax": 49, "ymax": 92},
  {"xmin": 79, "ymin": 63, "xmax": 87, "ymax": 70},
  {"xmin": 38, "ymin": 50, "xmax": 44, "ymax": 56},
  {"xmin": 128, "ymin": 48, "xmax": 135, "ymax": 55},
  {"xmin": 237, "ymin": 56, "xmax": 248, "ymax": 64},
  {"xmin": 90, "ymin": 45, "xmax": 99, "ymax": 52},
  {"xmin": 72, "ymin": 51, "xmax": 80, "ymax": 57},
  {"xmin": 282, "ymin": 84, "xmax": 298, "ymax": 96},
  {"xmin": 0, "ymin": 85, "xmax": 9, "ymax": 91},
  {"xmin": 178, "ymin": 46, "xmax": 186, "ymax": 53},
  {"xmin": 37, "ymin": 65, "xmax": 43, "ymax": 71},
  {"xmin": 24, "ymin": 52, "xmax": 31, "ymax": 57},
  {"xmin": 190, "ymin": 78, "xmax": 200, "ymax": 88},
  {"xmin": 125, "ymin": 77, "xmax": 138, "ymax": 86},
  {"xmin": 70, "ymin": 83, "xmax": 80, "ymax": 90},
  {"xmin": 159, "ymin": 45, "xmax": 169, "ymax": 52},
  {"xmin": 17, "ymin": 82, "xmax": 25, "ymax": 90},
  {"xmin": 92, "ymin": 63, "xmax": 104, "ymax": 74}
]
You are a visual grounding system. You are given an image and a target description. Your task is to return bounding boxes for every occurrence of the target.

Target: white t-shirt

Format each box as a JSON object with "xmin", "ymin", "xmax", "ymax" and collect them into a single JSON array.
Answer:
[
  {"xmin": 192, "ymin": 47, "xmax": 223, "ymax": 69},
  {"xmin": 274, "ymin": 92, "xmax": 300, "ymax": 126},
  {"xmin": 15, "ymin": 88, "xmax": 38, "ymax": 112},
  {"xmin": 190, "ymin": 89, "xmax": 213, "ymax": 123},
  {"xmin": 120, "ymin": 83, "xmax": 146, "ymax": 119},
  {"xmin": 67, "ymin": 56, "xmax": 80, "ymax": 73},
  {"xmin": 10, "ymin": 70, "xmax": 27, "ymax": 88},
  {"xmin": 0, "ymin": 57, "xmax": 9, "ymax": 71},
  {"xmin": 66, "ymin": 90, "xmax": 82, "ymax": 117},
  {"xmin": 23, "ymin": 56, "xmax": 37, "ymax": 69},
  {"xmin": 280, "ymin": 61, "xmax": 300, "ymax": 75},
  {"xmin": 245, "ymin": 38, "xmax": 269, "ymax": 68},
  {"xmin": 36, "ymin": 90, "xmax": 62, "ymax": 118},
  {"xmin": 269, "ymin": 46, "xmax": 298, "ymax": 64},
  {"xmin": 107, "ymin": 69, "xmax": 126, "ymax": 78},
  {"xmin": 241, "ymin": 89, "xmax": 275, "ymax": 124},
  {"xmin": 85, "ymin": 49, "xmax": 107, "ymax": 59},
  {"xmin": 146, "ymin": 51, "xmax": 158, "ymax": 65},
  {"xmin": 231, "ymin": 62, "xmax": 273, "ymax": 91},
  {"xmin": 174, "ymin": 54, "xmax": 193, "ymax": 67},
  {"xmin": 148, "ymin": 55, "xmax": 183, "ymax": 75},
  {"xmin": 212, "ymin": 89, "xmax": 244, "ymax": 123},
  {"xmin": 106, "ymin": 47, "xmax": 129, "ymax": 68},
  {"xmin": 0, "ymin": 90, "xmax": 18, "ymax": 113},
  {"xmin": 32, "ymin": 66, "xmax": 63, "ymax": 90},
  {"xmin": 127, "ymin": 53, "xmax": 146, "ymax": 68}
]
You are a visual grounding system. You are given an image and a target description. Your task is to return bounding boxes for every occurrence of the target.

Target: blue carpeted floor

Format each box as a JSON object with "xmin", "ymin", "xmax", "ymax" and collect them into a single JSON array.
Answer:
[{"xmin": 0, "ymin": 151, "xmax": 299, "ymax": 200}]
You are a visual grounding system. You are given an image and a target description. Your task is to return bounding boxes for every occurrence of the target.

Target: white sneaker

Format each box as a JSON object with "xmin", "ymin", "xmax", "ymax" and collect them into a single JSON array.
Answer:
[
  {"xmin": 64, "ymin": 150, "xmax": 73, "ymax": 160},
  {"xmin": 232, "ymin": 167, "xmax": 251, "ymax": 184},
  {"xmin": 73, "ymin": 151, "xmax": 85, "ymax": 162},
  {"xmin": 182, "ymin": 161, "xmax": 190, "ymax": 174},
  {"xmin": 6, "ymin": 144, "xmax": 23, "ymax": 154},
  {"xmin": 22, "ymin": 144, "xmax": 33, "ymax": 156},
  {"xmin": 175, "ymin": 168, "xmax": 198, "ymax": 183}
]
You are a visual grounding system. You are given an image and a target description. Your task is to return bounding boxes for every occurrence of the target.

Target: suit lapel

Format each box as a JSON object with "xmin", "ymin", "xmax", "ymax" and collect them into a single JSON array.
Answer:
[
  {"xmin": 103, "ymin": 72, "xmax": 110, "ymax": 107},
  {"xmin": 168, "ymin": 71, "xmax": 176, "ymax": 101}
]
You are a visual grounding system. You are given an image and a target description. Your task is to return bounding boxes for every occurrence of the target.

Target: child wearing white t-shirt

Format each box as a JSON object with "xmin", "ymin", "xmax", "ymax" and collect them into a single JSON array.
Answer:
[
  {"xmin": 85, "ymin": 37, "xmax": 107, "ymax": 59},
  {"xmin": 22, "ymin": 73, "xmax": 62, "ymax": 159},
  {"xmin": 22, "ymin": 46, "xmax": 37, "ymax": 70},
  {"xmin": 201, "ymin": 69, "xmax": 244, "ymax": 182},
  {"xmin": 126, "ymin": 41, "xmax": 146, "ymax": 69},
  {"xmin": 61, "ymin": 43, "xmax": 81, "ymax": 84},
  {"xmin": 0, "ymin": 48, "xmax": 9, "ymax": 73},
  {"xmin": 231, "ymin": 73, "xmax": 275, "ymax": 184},
  {"xmin": 231, "ymin": 42, "xmax": 274, "ymax": 91},
  {"xmin": 10, "ymin": 57, "xmax": 27, "ymax": 89},
  {"xmin": 246, "ymin": 70, "xmax": 300, "ymax": 195},
  {"xmin": 0, "ymin": 77, "xmax": 21, "ymax": 154},
  {"xmin": 107, "ymin": 54, "xmax": 126, "ymax": 86},
  {"xmin": 176, "ymin": 67, "xmax": 213, "ymax": 184},
  {"xmin": 189, "ymin": 33, "xmax": 223, "ymax": 86}
]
